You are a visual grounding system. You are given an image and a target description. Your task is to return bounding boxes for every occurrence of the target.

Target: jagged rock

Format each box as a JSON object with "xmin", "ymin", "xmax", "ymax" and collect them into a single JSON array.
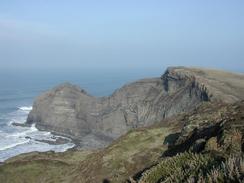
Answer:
[
  {"xmin": 191, "ymin": 138, "xmax": 206, "ymax": 153},
  {"xmin": 26, "ymin": 67, "xmax": 244, "ymax": 147},
  {"xmin": 163, "ymin": 100, "xmax": 244, "ymax": 157}
]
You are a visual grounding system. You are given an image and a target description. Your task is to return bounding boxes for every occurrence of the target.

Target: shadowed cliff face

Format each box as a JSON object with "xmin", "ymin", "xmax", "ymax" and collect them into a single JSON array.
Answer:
[{"xmin": 26, "ymin": 67, "xmax": 244, "ymax": 148}]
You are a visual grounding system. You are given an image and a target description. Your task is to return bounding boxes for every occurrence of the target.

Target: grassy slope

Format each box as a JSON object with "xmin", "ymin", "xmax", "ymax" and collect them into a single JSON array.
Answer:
[
  {"xmin": 75, "ymin": 126, "xmax": 175, "ymax": 183},
  {"xmin": 0, "ymin": 150, "xmax": 92, "ymax": 183},
  {"xmin": 174, "ymin": 67, "xmax": 244, "ymax": 102},
  {"xmin": 0, "ymin": 122, "xmax": 177, "ymax": 183},
  {"xmin": 135, "ymin": 101, "xmax": 244, "ymax": 183},
  {"xmin": 1, "ymin": 101, "xmax": 243, "ymax": 183}
]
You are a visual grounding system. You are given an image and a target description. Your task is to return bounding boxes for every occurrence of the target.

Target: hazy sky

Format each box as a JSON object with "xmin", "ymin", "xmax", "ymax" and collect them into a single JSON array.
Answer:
[{"xmin": 0, "ymin": 0, "xmax": 243, "ymax": 72}]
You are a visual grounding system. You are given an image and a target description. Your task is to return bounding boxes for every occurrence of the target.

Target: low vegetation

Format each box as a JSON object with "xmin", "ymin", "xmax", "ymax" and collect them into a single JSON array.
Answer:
[
  {"xmin": 0, "ymin": 124, "xmax": 175, "ymax": 183},
  {"xmin": 1, "ymin": 101, "xmax": 244, "ymax": 183},
  {"xmin": 137, "ymin": 153, "xmax": 244, "ymax": 183},
  {"xmin": 132, "ymin": 101, "xmax": 244, "ymax": 183}
]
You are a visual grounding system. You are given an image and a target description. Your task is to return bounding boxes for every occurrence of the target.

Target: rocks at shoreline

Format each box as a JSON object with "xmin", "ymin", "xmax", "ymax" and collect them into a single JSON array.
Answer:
[
  {"xmin": 34, "ymin": 137, "xmax": 71, "ymax": 145},
  {"xmin": 12, "ymin": 122, "xmax": 31, "ymax": 127}
]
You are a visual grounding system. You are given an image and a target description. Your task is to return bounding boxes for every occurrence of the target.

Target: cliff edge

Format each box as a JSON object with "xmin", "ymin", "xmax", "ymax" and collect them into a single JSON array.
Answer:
[{"xmin": 26, "ymin": 67, "xmax": 244, "ymax": 148}]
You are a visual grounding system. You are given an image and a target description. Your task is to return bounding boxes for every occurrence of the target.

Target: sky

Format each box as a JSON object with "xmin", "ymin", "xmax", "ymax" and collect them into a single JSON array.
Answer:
[{"xmin": 0, "ymin": 0, "xmax": 243, "ymax": 72}]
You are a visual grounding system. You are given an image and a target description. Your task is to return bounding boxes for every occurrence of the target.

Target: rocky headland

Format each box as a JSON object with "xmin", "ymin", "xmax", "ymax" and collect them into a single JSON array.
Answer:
[
  {"xmin": 1, "ymin": 66, "xmax": 244, "ymax": 183},
  {"xmin": 26, "ymin": 67, "xmax": 244, "ymax": 148}
]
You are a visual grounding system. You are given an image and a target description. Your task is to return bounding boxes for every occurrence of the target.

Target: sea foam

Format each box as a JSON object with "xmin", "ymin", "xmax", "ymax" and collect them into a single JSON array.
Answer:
[
  {"xmin": 18, "ymin": 106, "xmax": 32, "ymax": 112},
  {"xmin": 0, "ymin": 105, "xmax": 75, "ymax": 162},
  {"xmin": 0, "ymin": 139, "xmax": 30, "ymax": 151}
]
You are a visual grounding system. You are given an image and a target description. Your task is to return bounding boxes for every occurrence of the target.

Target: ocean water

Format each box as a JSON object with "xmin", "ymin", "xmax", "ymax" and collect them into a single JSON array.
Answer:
[{"xmin": 0, "ymin": 68, "xmax": 162, "ymax": 162}]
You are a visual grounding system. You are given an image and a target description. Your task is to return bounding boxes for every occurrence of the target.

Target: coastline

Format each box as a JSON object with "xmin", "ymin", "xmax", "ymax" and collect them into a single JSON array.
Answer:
[
  {"xmin": 0, "ymin": 122, "xmax": 77, "ymax": 163},
  {"xmin": 12, "ymin": 122, "xmax": 77, "ymax": 147}
]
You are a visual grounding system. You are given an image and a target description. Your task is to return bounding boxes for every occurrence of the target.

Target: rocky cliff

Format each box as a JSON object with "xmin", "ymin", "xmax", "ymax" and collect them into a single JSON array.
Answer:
[{"xmin": 26, "ymin": 67, "xmax": 244, "ymax": 147}]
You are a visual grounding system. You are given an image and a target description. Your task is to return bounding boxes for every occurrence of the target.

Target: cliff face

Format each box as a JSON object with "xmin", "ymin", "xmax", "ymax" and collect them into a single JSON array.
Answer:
[{"xmin": 26, "ymin": 67, "xmax": 244, "ymax": 147}]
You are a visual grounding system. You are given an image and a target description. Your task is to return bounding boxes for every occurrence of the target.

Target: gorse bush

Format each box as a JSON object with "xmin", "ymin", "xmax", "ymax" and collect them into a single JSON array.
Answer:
[
  {"xmin": 194, "ymin": 156, "xmax": 244, "ymax": 183},
  {"xmin": 138, "ymin": 153, "xmax": 244, "ymax": 183}
]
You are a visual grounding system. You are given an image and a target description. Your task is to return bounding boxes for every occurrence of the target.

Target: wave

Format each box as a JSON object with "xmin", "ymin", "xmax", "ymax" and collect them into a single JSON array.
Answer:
[
  {"xmin": 8, "ymin": 124, "xmax": 38, "ymax": 137},
  {"xmin": 8, "ymin": 116, "xmax": 28, "ymax": 126},
  {"xmin": 18, "ymin": 106, "xmax": 32, "ymax": 111},
  {"xmin": 6, "ymin": 106, "xmax": 32, "ymax": 126},
  {"xmin": 8, "ymin": 118, "xmax": 26, "ymax": 126},
  {"xmin": 0, "ymin": 104, "xmax": 75, "ymax": 161},
  {"xmin": 0, "ymin": 139, "xmax": 30, "ymax": 151}
]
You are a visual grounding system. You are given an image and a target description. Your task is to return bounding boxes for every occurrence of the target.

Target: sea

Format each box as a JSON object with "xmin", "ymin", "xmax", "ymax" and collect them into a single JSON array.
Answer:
[{"xmin": 0, "ymin": 68, "xmax": 162, "ymax": 162}]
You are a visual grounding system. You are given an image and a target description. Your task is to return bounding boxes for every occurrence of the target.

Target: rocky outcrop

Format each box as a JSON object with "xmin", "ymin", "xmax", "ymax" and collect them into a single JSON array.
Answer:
[
  {"xmin": 26, "ymin": 67, "xmax": 244, "ymax": 147},
  {"xmin": 133, "ymin": 101, "xmax": 244, "ymax": 183},
  {"xmin": 162, "ymin": 101, "xmax": 242, "ymax": 156}
]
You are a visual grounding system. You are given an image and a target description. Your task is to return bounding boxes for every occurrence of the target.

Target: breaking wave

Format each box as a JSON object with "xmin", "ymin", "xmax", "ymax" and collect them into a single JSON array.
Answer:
[
  {"xmin": 0, "ymin": 140, "xmax": 30, "ymax": 151},
  {"xmin": 18, "ymin": 106, "xmax": 32, "ymax": 112},
  {"xmin": 0, "ymin": 105, "xmax": 75, "ymax": 162}
]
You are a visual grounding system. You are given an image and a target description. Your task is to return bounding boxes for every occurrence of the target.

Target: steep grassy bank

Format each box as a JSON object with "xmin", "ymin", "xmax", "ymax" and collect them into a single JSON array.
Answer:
[{"xmin": 1, "ymin": 101, "xmax": 244, "ymax": 183}]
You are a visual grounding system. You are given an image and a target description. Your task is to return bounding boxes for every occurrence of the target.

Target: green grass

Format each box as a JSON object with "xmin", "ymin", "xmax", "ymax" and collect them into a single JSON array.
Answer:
[{"xmin": 0, "ymin": 126, "xmax": 173, "ymax": 183}]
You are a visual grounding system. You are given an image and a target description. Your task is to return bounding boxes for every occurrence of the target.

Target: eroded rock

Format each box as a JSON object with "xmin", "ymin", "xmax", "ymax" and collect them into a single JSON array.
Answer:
[{"xmin": 26, "ymin": 67, "xmax": 244, "ymax": 148}]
